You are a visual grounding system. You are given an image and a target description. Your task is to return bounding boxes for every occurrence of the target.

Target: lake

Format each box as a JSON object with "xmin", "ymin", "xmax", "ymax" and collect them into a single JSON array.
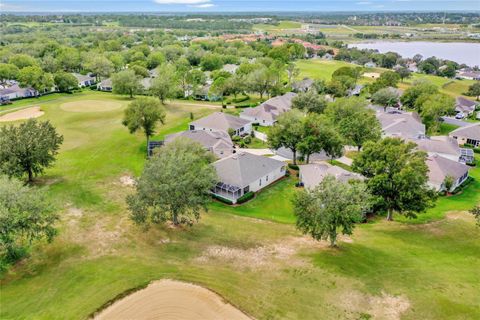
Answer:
[{"xmin": 349, "ymin": 41, "xmax": 480, "ymax": 66}]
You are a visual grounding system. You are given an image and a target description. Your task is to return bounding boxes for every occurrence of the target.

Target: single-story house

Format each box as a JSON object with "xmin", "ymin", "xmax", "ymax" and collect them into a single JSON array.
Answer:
[
  {"xmin": 449, "ymin": 123, "xmax": 480, "ymax": 147},
  {"xmin": 299, "ymin": 163, "xmax": 363, "ymax": 190},
  {"xmin": 212, "ymin": 152, "xmax": 286, "ymax": 203},
  {"xmin": 407, "ymin": 63, "xmax": 418, "ymax": 73},
  {"xmin": 292, "ymin": 78, "xmax": 314, "ymax": 93},
  {"xmin": 426, "ymin": 154, "xmax": 470, "ymax": 192},
  {"xmin": 456, "ymin": 70, "xmax": 480, "ymax": 80},
  {"xmin": 323, "ymin": 53, "xmax": 333, "ymax": 60},
  {"xmin": 222, "ymin": 64, "xmax": 239, "ymax": 74},
  {"xmin": 72, "ymin": 73, "xmax": 96, "ymax": 87},
  {"xmin": 164, "ymin": 130, "xmax": 234, "ymax": 159},
  {"xmin": 455, "ymin": 97, "xmax": 477, "ymax": 116},
  {"xmin": 240, "ymin": 92, "xmax": 297, "ymax": 126},
  {"xmin": 189, "ymin": 112, "xmax": 252, "ymax": 136},
  {"xmin": 364, "ymin": 61, "xmax": 377, "ymax": 68},
  {"xmin": 376, "ymin": 110, "xmax": 426, "ymax": 139},
  {"xmin": 348, "ymin": 84, "xmax": 364, "ymax": 97},
  {"xmin": 97, "ymin": 78, "xmax": 112, "ymax": 91},
  {"xmin": 0, "ymin": 84, "xmax": 37, "ymax": 100},
  {"xmin": 410, "ymin": 136, "xmax": 461, "ymax": 162}
]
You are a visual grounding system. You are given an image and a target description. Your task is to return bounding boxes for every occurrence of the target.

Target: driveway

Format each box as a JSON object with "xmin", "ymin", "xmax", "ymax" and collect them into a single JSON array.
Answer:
[{"xmin": 441, "ymin": 117, "xmax": 470, "ymax": 127}]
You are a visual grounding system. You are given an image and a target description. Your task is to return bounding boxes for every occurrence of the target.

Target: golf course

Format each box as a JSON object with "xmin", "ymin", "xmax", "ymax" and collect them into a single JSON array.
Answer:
[{"xmin": 0, "ymin": 91, "xmax": 479, "ymax": 320}]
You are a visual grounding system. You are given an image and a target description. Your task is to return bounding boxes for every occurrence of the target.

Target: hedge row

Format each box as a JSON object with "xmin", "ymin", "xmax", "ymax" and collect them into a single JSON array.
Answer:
[
  {"xmin": 212, "ymin": 194, "xmax": 233, "ymax": 205},
  {"xmin": 237, "ymin": 191, "xmax": 254, "ymax": 204},
  {"xmin": 288, "ymin": 163, "xmax": 299, "ymax": 170}
]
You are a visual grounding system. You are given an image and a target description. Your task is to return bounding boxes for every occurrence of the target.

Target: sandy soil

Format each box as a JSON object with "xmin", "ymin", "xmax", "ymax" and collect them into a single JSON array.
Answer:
[
  {"xmin": 94, "ymin": 279, "xmax": 251, "ymax": 320},
  {"xmin": 363, "ymin": 72, "xmax": 381, "ymax": 79},
  {"xmin": 0, "ymin": 106, "xmax": 44, "ymax": 122},
  {"xmin": 60, "ymin": 100, "xmax": 122, "ymax": 113}
]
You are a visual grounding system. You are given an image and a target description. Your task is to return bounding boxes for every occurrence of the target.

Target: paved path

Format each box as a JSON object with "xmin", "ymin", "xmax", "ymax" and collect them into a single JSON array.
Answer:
[
  {"xmin": 441, "ymin": 117, "xmax": 469, "ymax": 127},
  {"xmin": 336, "ymin": 156, "xmax": 353, "ymax": 166}
]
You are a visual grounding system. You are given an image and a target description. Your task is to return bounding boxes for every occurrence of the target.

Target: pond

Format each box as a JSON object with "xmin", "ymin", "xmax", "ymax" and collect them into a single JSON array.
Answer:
[{"xmin": 349, "ymin": 41, "xmax": 480, "ymax": 66}]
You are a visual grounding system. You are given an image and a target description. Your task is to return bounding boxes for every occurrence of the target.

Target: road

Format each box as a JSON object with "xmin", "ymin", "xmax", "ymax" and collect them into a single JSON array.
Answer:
[{"xmin": 441, "ymin": 117, "xmax": 470, "ymax": 127}]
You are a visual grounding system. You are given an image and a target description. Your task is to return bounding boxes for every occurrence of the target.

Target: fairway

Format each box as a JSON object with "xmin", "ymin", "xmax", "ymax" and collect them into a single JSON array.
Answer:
[
  {"xmin": 60, "ymin": 100, "xmax": 123, "ymax": 113},
  {"xmin": 0, "ymin": 92, "xmax": 479, "ymax": 320}
]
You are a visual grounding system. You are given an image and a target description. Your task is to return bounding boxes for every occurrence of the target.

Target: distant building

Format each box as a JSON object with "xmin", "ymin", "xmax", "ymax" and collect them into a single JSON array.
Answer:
[
  {"xmin": 455, "ymin": 97, "xmax": 477, "ymax": 116},
  {"xmin": 222, "ymin": 64, "xmax": 239, "ymax": 74},
  {"xmin": 189, "ymin": 112, "xmax": 252, "ymax": 136},
  {"xmin": 299, "ymin": 163, "xmax": 363, "ymax": 190},
  {"xmin": 292, "ymin": 78, "xmax": 314, "ymax": 93},
  {"xmin": 456, "ymin": 70, "xmax": 480, "ymax": 80},
  {"xmin": 240, "ymin": 92, "xmax": 296, "ymax": 126},
  {"xmin": 364, "ymin": 61, "xmax": 377, "ymax": 68},
  {"xmin": 348, "ymin": 84, "xmax": 364, "ymax": 96},
  {"xmin": 0, "ymin": 83, "xmax": 37, "ymax": 100},
  {"xmin": 72, "ymin": 73, "xmax": 96, "ymax": 87},
  {"xmin": 164, "ymin": 130, "xmax": 235, "ymax": 159},
  {"xmin": 97, "ymin": 78, "xmax": 112, "ymax": 91}
]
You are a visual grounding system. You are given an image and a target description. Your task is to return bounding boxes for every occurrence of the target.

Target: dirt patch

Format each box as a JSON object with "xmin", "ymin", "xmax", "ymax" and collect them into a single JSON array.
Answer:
[
  {"xmin": 363, "ymin": 72, "xmax": 380, "ymax": 79},
  {"xmin": 340, "ymin": 290, "xmax": 410, "ymax": 320},
  {"xmin": 93, "ymin": 279, "xmax": 251, "ymax": 320},
  {"xmin": 119, "ymin": 175, "xmax": 135, "ymax": 187},
  {"xmin": 60, "ymin": 100, "xmax": 122, "ymax": 113},
  {"xmin": 0, "ymin": 106, "xmax": 44, "ymax": 122}
]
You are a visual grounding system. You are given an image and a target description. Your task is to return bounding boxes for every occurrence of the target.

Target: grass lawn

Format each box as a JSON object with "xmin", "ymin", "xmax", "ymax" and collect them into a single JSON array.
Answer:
[
  {"xmin": 438, "ymin": 122, "xmax": 460, "ymax": 135},
  {"xmin": 1, "ymin": 92, "xmax": 479, "ymax": 320}
]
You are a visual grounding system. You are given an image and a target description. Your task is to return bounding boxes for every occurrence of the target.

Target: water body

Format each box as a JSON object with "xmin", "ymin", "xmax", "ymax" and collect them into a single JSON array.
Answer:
[{"xmin": 349, "ymin": 41, "xmax": 480, "ymax": 67}]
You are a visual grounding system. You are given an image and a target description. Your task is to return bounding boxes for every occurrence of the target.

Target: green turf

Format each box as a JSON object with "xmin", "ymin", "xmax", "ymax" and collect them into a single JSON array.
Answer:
[{"xmin": 1, "ymin": 92, "xmax": 479, "ymax": 320}]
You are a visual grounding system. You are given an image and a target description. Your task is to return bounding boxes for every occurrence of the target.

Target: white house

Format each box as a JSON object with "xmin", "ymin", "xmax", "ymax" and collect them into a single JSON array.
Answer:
[
  {"xmin": 240, "ymin": 92, "xmax": 296, "ymax": 126},
  {"xmin": 72, "ymin": 73, "xmax": 96, "ymax": 87},
  {"xmin": 212, "ymin": 152, "xmax": 286, "ymax": 203},
  {"xmin": 0, "ymin": 83, "xmax": 37, "ymax": 100},
  {"xmin": 189, "ymin": 112, "xmax": 252, "ymax": 136},
  {"xmin": 299, "ymin": 163, "xmax": 363, "ymax": 190},
  {"xmin": 425, "ymin": 154, "xmax": 470, "ymax": 192},
  {"xmin": 97, "ymin": 78, "xmax": 112, "ymax": 91}
]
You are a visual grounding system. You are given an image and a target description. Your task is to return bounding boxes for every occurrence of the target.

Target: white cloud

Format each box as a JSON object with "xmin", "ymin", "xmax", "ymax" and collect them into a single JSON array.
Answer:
[
  {"xmin": 189, "ymin": 3, "xmax": 215, "ymax": 8},
  {"xmin": 356, "ymin": 1, "xmax": 372, "ymax": 4},
  {"xmin": 154, "ymin": 0, "xmax": 211, "ymax": 4}
]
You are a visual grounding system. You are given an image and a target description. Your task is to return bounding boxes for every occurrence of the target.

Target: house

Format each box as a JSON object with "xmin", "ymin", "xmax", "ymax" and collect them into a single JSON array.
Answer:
[
  {"xmin": 299, "ymin": 163, "xmax": 363, "ymax": 190},
  {"xmin": 348, "ymin": 84, "xmax": 364, "ymax": 96},
  {"xmin": 292, "ymin": 78, "xmax": 314, "ymax": 92},
  {"xmin": 407, "ymin": 63, "xmax": 418, "ymax": 73},
  {"xmin": 189, "ymin": 112, "xmax": 252, "ymax": 136},
  {"xmin": 97, "ymin": 78, "xmax": 112, "ymax": 91},
  {"xmin": 364, "ymin": 61, "xmax": 377, "ymax": 68},
  {"xmin": 323, "ymin": 53, "xmax": 333, "ymax": 60},
  {"xmin": 449, "ymin": 123, "xmax": 480, "ymax": 147},
  {"xmin": 456, "ymin": 70, "xmax": 480, "ymax": 80},
  {"xmin": 410, "ymin": 136, "xmax": 461, "ymax": 162},
  {"xmin": 240, "ymin": 92, "xmax": 297, "ymax": 126},
  {"xmin": 376, "ymin": 110, "xmax": 426, "ymax": 139},
  {"xmin": 212, "ymin": 152, "xmax": 286, "ymax": 203},
  {"xmin": 455, "ymin": 97, "xmax": 477, "ymax": 116},
  {"xmin": 164, "ymin": 130, "xmax": 235, "ymax": 159},
  {"xmin": 222, "ymin": 64, "xmax": 239, "ymax": 74},
  {"xmin": 0, "ymin": 83, "xmax": 37, "ymax": 100},
  {"xmin": 72, "ymin": 73, "xmax": 96, "ymax": 87},
  {"xmin": 141, "ymin": 77, "xmax": 153, "ymax": 91},
  {"xmin": 425, "ymin": 154, "xmax": 470, "ymax": 192}
]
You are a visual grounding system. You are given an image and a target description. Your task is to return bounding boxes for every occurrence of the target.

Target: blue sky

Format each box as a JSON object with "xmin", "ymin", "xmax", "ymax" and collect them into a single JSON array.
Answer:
[{"xmin": 1, "ymin": 0, "xmax": 479, "ymax": 12}]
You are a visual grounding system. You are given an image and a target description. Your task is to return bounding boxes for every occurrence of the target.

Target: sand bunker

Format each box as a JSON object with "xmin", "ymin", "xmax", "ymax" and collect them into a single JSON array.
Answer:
[
  {"xmin": 60, "ymin": 100, "xmax": 122, "ymax": 113},
  {"xmin": 94, "ymin": 279, "xmax": 251, "ymax": 320},
  {"xmin": 0, "ymin": 106, "xmax": 44, "ymax": 122},
  {"xmin": 363, "ymin": 72, "xmax": 380, "ymax": 79}
]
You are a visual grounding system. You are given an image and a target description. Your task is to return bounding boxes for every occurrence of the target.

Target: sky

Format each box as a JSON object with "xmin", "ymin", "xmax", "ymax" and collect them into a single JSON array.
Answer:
[{"xmin": 0, "ymin": 0, "xmax": 479, "ymax": 13}]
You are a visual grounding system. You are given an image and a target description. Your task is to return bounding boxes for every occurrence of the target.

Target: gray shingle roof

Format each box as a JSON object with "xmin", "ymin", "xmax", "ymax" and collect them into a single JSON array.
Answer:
[
  {"xmin": 213, "ymin": 152, "xmax": 284, "ymax": 187},
  {"xmin": 377, "ymin": 110, "xmax": 425, "ymax": 139},
  {"xmin": 410, "ymin": 136, "xmax": 460, "ymax": 157},
  {"xmin": 426, "ymin": 154, "xmax": 469, "ymax": 186},
  {"xmin": 72, "ymin": 73, "xmax": 95, "ymax": 82},
  {"xmin": 299, "ymin": 163, "xmax": 363, "ymax": 189},
  {"xmin": 449, "ymin": 123, "xmax": 480, "ymax": 141},
  {"xmin": 190, "ymin": 112, "xmax": 251, "ymax": 132},
  {"xmin": 455, "ymin": 97, "xmax": 477, "ymax": 113},
  {"xmin": 164, "ymin": 130, "xmax": 233, "ymax": 157},
  {"xmin": 240, "ymin": 92, "xmax": 296, "ymax": 122}
]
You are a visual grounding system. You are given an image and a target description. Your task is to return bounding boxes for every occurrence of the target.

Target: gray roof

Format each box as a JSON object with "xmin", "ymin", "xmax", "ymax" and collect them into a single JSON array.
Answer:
[
  {"xmin": 410, "ymin": 136, "xmax": 460, "ymax": 157},
  {"xmin": 241, "ymin": 92, "xmax": 296, "ymax": 122},
  {"xmin": 377, "ymin": 110, "xmax": 425, "ymax": 139},
  {"xmin": 0, "ymin": 84, "xmax": 36, "ymax": 96},
  {"xmin": 222, "ymin": 64, "xmax": 239, "ymax": 73},
  {"xmin": 98, "ymin": 78, "xmax": 112, "ymax": 87},
  {"xmin": 299, "ymin": 163, "xmax": 363, "ymax": 189},
  {"xmin": 141, "ymin": 77, "xmax": 153, "ymax": 90},
  {"xmin": 426, "ymin": 154, "xmax": 469, "ymax": 186},
  {"xmin": 213, "ymin": 152, "xmax": 284, "ymax": 187},
  {"xmin": 72, "ymin": 73, "xmax": 95, "ymax": 82},
  {"xmin": 164, "ymin": 130, "xmax": 233, "ymax": 158},
  {"xmin": 455, "ymin": 97, "xmax": 477, "ymax": 113},
  {"xmin": 348, "ymin": 84, "xmax": 364, "ymax": 96},
  {"xmin": 190, "ymin": 112, "xmax": 251, "ymax": 132},
  {"xmin": 292, "ymin": 78, "xmax": 314, "ymax": 91},
  {"xmin": 449, "ymin": 123, "xmax": 480, "ymax": 141}
]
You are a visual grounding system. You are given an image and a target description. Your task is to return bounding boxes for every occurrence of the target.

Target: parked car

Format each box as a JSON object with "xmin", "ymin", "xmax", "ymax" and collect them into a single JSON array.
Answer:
[{"xmin": 455, "ymin": 112, "xmax": 465, "ymax": 119}]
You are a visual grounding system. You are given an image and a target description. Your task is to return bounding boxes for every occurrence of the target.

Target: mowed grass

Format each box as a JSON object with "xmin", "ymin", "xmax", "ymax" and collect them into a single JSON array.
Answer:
[{"xmin": 1, "ymin": 92, "xmax": 479, "ymax": 320}]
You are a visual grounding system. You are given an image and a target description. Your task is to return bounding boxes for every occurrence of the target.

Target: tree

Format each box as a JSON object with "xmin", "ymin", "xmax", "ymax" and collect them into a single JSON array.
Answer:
[
  {"xmin": 371, "ymin": 87, "xmax": 400, "ymax": 111},
  {"xmin": 268, "ymin": 110, "xmax": 304, "ymax": 164},
  {"xmin": 209, "ymin": 76, "xmax": 228, "ymax": 104},
  {"xmin": 420, "ymin": 93, "xmax": 455, "ymax": 133},
  {"xmin": 57, "ymin": 47, "xmax": 81, "ymax": 72},
  {"xmin": 325, "ymin": 97, "xmax": 381, "ymax": 150},
  {"xmin": 0, "ymin": 175, "xmax": 58, "ymax": 266},
  {"xmin": 147, "ymin": 51, "xmax": 166, "ymax": 69},
  {"xmin": 353, "ymin": 138, "xmax": 436, "ymax": 221},
  {"xmin": 0, "ymin": 63, "xmax": 19, "ymax": 84},
  {"xmin": 0, "ymin": 119, "xmax": 63, "ymax": 182},
  {"xmin": 470, "ymin": 205, "xmax": 480, "ymax": 226},
  {"xmin": 369, "ymin": 71, "xmax": 400, "ymax": 94},
  {"xmin": 247, "ymin": 67, "xmax": 276, "ymax": 99},
  {"xmin": 466, "ymin": 82, "xmax": 480, "ymax": 100},
  {"xmin": 286, "ymin": 63, "xmax": 300, "ymax": 85},
  {"xmin": 200, "ymin": 53, "xmax": 223, "ymax": 71},
  {"xmin": 85, "ymin": 56, "xmax": 113, "ymax": 81},
  {"xmin": 443, "ymin": 175, "xmax": 454, "ymax": 194},
  {"xmin": 292, "ymin": 90, "xmax": 327, "ymax": 114},
  {"xmin": 122, "ymin": 97, "xmax": 166, "ymax": 146},
  {"xmin": 150, "ymin": 64, "xmax": 178, "ymax": 104},
  {"xmin": 395, "ymin": 67, "xmax": 412, "ymax": 82},
  {"xmin": 112, "ymin": 70, "xmax": 142, "ymax": 98},
  {"xmin": 127, "ymin": 139, "xmax": 217, "ymax": 226},
  {"xmin": 400, "ymin": 80, "xmax": 438, "ymax": 109},
  {"xmin": 293, "ymin": 176, "xmax": 371, "ymax": 247},
  {"xmin": 332, "ymin": 66, "xmax": 362, "ymax": 83},
  {"xmin": 18, "ymin": 66, "xmax": 54, "ymax": 93},
  {"xmin": 8, "ymin": 54, "xmax": 38, "ymax": 69},
  {"xmin": 54, "ymin": 72, "xmax": 78, "ymax": 92}
]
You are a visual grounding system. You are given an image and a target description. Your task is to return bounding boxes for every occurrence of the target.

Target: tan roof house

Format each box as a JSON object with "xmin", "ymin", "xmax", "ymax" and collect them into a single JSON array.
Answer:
[
  {"xmin": 240, "ymin": 92, "xmax": 296, "ymax": 126},
  {"xmin": 189, "ymin": 112, "xmax": 252, "ymax": 136},
  {"xmin": 299, "ymin": 163, "xmax": 363, "ymax": 190},
  {"xmin": 164, "ymin": 130, "xmax": 234, "ymax": 159}
]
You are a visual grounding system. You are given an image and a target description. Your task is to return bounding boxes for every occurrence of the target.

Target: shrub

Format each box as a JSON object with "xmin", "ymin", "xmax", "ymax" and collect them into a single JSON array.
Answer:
[
  {"xmin": 243, "ymin": 136, "xmax": 252, "ymax": 144},
  {"xmin": 237, "ymin": 191, "xmax": 254, "ymax": 204},
  {"xmin": 212, "ymin": 194, "xmax": 233, "ymax": 205},
  {"xmin": 233, "ymin": 96, "xmax": 249, "ymax": 103},
  {"xmin": 288, "ymin": 163, "xmax": 299, "ymax": 170}
]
